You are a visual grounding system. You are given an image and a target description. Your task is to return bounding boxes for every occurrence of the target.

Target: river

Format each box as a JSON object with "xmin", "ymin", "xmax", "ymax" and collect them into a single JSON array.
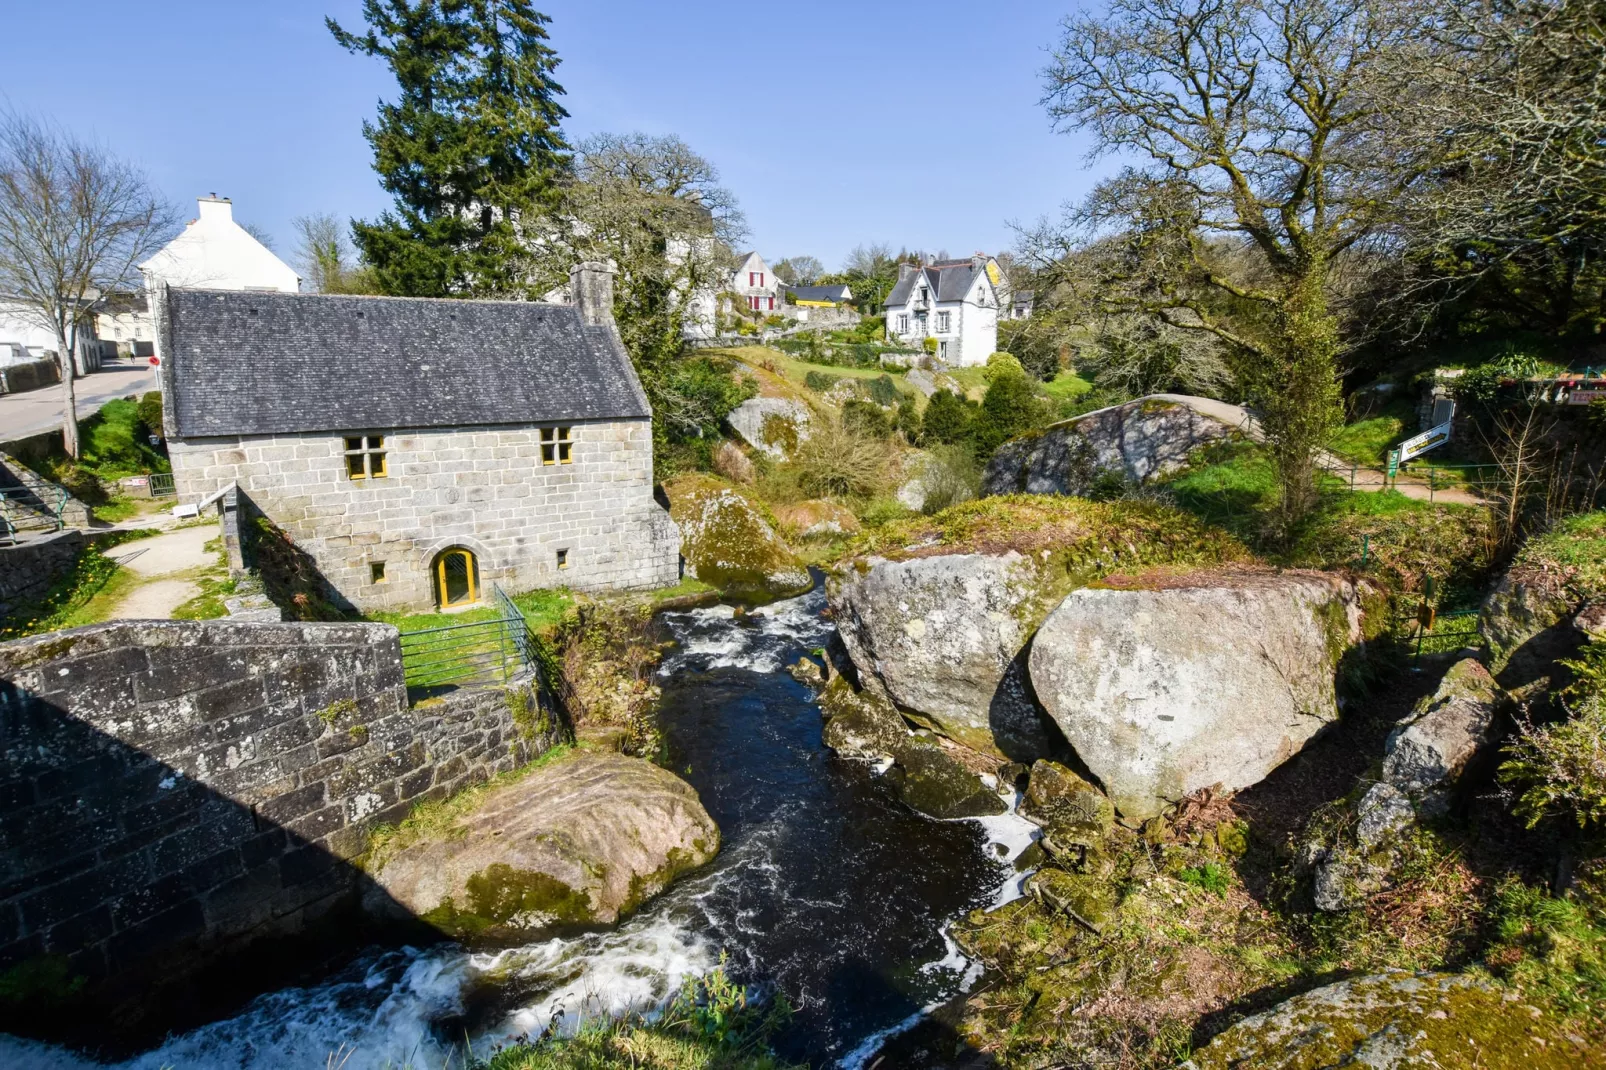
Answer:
[{"xmin": 1, "ymin": 587, "xmax": 1036, "ymax": 1069}]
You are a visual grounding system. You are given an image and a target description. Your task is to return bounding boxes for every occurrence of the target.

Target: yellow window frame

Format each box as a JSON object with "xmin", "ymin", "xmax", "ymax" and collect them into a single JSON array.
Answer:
[
  {"xmin": 540, "ymin": 425, "xmax": 573, "ymax": 466},
  {"xmin": 343, "ymin": 434, "xmax": 388, "ymax": 479}
]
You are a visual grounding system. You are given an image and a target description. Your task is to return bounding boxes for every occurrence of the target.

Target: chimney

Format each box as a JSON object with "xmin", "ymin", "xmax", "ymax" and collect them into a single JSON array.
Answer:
[
  {"xmin": 197, "ymin": 195, "xmax": 233, "ymax": 224},
  {"xmin": 898, "ymin": 262, "xmax": 916, "ymax": 282},
  {"xmin": 569, "ymin": 261, "xmax": 616, "ymax": 327}
]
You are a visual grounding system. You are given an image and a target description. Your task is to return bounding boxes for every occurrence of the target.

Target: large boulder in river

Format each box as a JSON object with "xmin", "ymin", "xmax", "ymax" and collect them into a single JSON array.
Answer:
[
  {"xmin": 828, "ymin": 497, "xmax": 1249, "ymax": 761},
  {"xmin": 663, "ymin": 473, "xmax": 812, "ymax": 601},
  {"xmin": 983, "ymin": 395, "xmax": 1237, "ymax": 497},
  {"xmin": 818, "ymin": 676, "xmax": 1006, "ymax": 819},
  {"xmin": 1028, "ymin": 570, "xmax": 1382, "ymax": 821},
  {"xmin": 1185, "ymin": 970, "xmax": 1584, "ymax": 1070},
  {"xmin": 367, "ymin": 751, "xmax": 718, "ymax": 944}
]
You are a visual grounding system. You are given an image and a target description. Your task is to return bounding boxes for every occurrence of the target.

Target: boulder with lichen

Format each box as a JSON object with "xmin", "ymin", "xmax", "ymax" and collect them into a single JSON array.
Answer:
[
  {"xmin": 1382, "ymin": 656, "xmax": 1502, "ymax": 816},
  {"xmin": 365, "ymin": 751, "xmax": 718, "ymax": 945},
  {"xmin": 1028, "ymin": 570, "xmax": 1384, "ymax": 821},
  {"xmin": 1185, "ymin": 970, "xmax": 1582, "ymax": 1070},
  {"xmin": 827, "ymin": 496, "xmax": 1249, "ymax": 762},
  {"xmin": 662, "ymin": 473, "xmax": 812, "ymax": 601}
]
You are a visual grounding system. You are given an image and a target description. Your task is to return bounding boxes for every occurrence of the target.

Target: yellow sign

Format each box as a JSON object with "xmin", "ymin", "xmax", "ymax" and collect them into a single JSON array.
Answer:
[{"xmin": 985, "ymin": 261, "xmax": 1001, "ymax": 286}]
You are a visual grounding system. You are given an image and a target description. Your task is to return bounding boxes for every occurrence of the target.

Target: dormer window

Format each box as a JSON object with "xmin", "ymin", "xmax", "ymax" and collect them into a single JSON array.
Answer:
[
  {"xmin": 343, "ymin": 435, "xmax": 387, "ymax": 479},
  {"xmin": 541, "ymin": 426, "xmax": 573, "ymax": 465}
]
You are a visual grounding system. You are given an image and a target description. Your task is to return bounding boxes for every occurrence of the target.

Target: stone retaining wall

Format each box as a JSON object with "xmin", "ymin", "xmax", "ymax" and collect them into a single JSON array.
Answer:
[
  {"xmin": 0, "ymin": 530, "xmax": 84, "ymax": 620},
  {"xmin": 0, "ymin": 618, "xmax": 567, "ymax": 1041}
]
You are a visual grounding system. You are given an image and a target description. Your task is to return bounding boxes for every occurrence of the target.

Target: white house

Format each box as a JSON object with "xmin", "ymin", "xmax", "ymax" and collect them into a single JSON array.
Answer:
[
  {"xmin": 883, "ymin": 255, "xmax": 1003, "ymax": 366},
  {"xmin": 0, "ymin": 297, "xmax": 105, "ymax": 374},
  {"xmin": 730, "ymin": 252, "xmax": 781, "ymax": 313},
  {"xmin": 141, "ymin": 195, "xmax": 300, "ymax": 295}
]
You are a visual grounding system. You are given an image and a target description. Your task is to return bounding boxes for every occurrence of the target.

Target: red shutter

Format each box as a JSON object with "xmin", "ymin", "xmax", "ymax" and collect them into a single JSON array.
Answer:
[
  {"xmin": 759, "ymin": 273, "xmax": 765, "ymax": 288},
  {"xmin": 767, "ymin": 297, "xmax": 774, "ymax": 310}
]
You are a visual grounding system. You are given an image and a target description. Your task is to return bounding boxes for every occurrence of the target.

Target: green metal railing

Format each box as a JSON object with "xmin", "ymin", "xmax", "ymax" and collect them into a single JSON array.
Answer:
[
  {"xmin": 148, "ymin": 473, "xmax": 176, "ymax": 498},
  {"xmin": 0, "ymin": 485, "xmax": 67, "ymax": 534},
  {"xmin": 397, "ymin": 585, "xmax": 578, "ymax": 713}
]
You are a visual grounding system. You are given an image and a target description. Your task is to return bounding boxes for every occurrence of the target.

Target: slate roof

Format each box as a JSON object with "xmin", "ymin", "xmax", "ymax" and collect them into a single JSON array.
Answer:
[
  {"xmin": 163, "ymin": 288, "xmax": 651, "ymax": 438},
  {"xmin": 785, "ymin": 284, "xmax": 852, "ymax": 303},
  {"xmin": 883, "ymin": 263, "xmax": 981, "ymax": 308}
]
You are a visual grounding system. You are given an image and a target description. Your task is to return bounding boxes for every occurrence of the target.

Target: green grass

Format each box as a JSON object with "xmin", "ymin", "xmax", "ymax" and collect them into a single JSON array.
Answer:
[
  {"xmin": 1042, "ymin": 369, "xmax": 1095, "ymax": 400},
  {"xmin": 1328, "ymin": 398, "xmax": 1417, "ymax": 466},
  {"xmin": 90, "ymin": 496, "xmax": 141, "ymax": 524},
  {"xmin": 368, "ymin": 587, "xmax": 574, "ymax": 635},
  {"xmin": 642, "ymin": 576, "xmax": 719, "ymax": 606},
  {"xmin": 0, "ymin": 547, "xmax": 125, "ymax": 640},
  {"xmin": 170, "ymin": 575, "xmax": 239, "ymax": 620},
  {"xmin": 75, "ymin": 397, "xmax": 169, "ymax": 479}
]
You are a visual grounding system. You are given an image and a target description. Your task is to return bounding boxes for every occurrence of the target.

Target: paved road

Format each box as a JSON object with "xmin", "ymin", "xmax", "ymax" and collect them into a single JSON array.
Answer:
[{"xmin": 0, "ymin": 360, "xmax": 157, "ymax": 441}]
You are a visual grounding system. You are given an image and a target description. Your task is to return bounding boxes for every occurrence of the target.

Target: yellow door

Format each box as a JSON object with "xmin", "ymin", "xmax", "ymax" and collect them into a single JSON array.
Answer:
[{"xmin": 435, "ymin": 549, "xmax": 478, "ymax": 608}]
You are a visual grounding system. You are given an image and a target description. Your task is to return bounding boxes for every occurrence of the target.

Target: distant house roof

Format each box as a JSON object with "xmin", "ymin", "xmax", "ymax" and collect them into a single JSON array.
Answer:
[
  {"xmin": 786, "ymin": 284, "xmax": 852, "ymax": 303},
  {"xmin": 163, "ymin": 288, "xmax": 651, "ymax": 438},
  {"xmin": 884, "ymin": 262, "xmax": 984, "ymax": 308}
]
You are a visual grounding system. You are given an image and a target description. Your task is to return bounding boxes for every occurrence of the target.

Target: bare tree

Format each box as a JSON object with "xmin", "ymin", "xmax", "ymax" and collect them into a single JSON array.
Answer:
[
  {"xmin": 843, "ymin": 243, "xmax": 894, "ymax": 277},
  {"xmin": 0, "ymin": 112, "xmax": 175, "ymax": 456},
  {"xmin": 773, "ymin": 255, "xmax": 824, "ymax": 285},
  {"xmin": 292, "ymin": 212, "xmax": 375, "ymax": 294},
  {"xmin": 1038, "ymin": 0, "xmax": 1431, "ymax": 527},
  {"xmin": 240, "ymin": 220, "xmax": 277, "ymax": 251}
]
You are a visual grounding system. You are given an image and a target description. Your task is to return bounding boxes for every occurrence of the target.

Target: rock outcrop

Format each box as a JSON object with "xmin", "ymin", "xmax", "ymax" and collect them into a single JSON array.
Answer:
[
  {"xmin": 1381, "ymin": 657, "xmax": 1501, "ymax": 816},
  {"xmin": 1028, "ymin": 570, "xmax": 1379, "ymax": 821},
  {"xmin": 1185, "ymin": 971, "xmax": 1581, "ymax": 1070},
  {"xmin": 827, "ymin": 497, "xmax": 1249, "ymax": 761},
  {"xmin": 983, "ymin": 395, "xmax": 1237, "ymax": 498},
  {"xmin": 1480, "ymin": 510, "xmax": 1606, "ymax": 683},
  {"xmin": 1019, "ymin": 760, "xmax": 1114, "ymax": 850},
  {"xmin": 829, "ymin": 551, "xmax": 1053, "ymax": 760},
  {"xmin": 367, "ymin": 751, "xmax": 719, "ymax": 944},
  {"xmin": 818, "ymin": 677, "xmax": 1006, "ymax": 820},
  {"xmin": 663, "ymin": 473, "xmax": 812, "ymax": 601},
  {"xmin": 726, "ymin": 397, "xmax": 811, "ymax": 460}
]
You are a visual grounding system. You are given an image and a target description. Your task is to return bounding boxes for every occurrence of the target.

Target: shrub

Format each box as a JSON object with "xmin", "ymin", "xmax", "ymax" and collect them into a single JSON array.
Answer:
[
  {"xmin": 865, "ymin": 374, "xmax": 901, "ymax": 407},
  {"xmin": 803, "ymin": 370, "xmax": 840, "ymax": 392},
  {"xmin": 923, "ymin": 336, "xmax": 938, "ymax": 355},
  {"xmin": 984, "ymin": 352, "xmax": 1025, "ymax": 382},
  {"xmin": 1500, "ymin": 638, "xmax": 1606, "ymax": 830},
  {"xmin": 919, "ymin": 443, "xmax": 982, "ymax": 515},
  {"xmin": 791, "ymin": 419, "xmax": 895, "ymax": 498},
  {"xmin": 921, "ymin": 388, "xmax": 977, "ymax": 447},
  {"xmin": 136, "ymin": 391, "xmax": 164, "ymax": 439},
  {"xmin": 841, "ymin": 398, "xmax": 893, "ymax": 439},
  {"xmin": 895, "ymin": 395, "xmax": 919, "ymax": 442},
  {"xmin": 972, "ymin": 369, "xmax": 1051, "ymax": 458}
]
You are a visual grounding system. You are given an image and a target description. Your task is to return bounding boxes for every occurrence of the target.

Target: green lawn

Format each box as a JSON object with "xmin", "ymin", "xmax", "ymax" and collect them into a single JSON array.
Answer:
[
  {"xmin": 1328, "ymin": 398, "xmax": 1417, "ymax": 466},
  {"xmin": 369, "ymin": 587, "xmax": 574, "ymax": 635},
  {"xmin": 1042, "ymin": 369, "xmax": 1095, "ymax": 400}
]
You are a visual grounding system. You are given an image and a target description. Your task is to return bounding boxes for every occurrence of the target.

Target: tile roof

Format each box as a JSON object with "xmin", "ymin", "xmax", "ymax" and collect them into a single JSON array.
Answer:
[{"xmin": 163, "ymin": 288, "xmax": 651, "ymax": 437}]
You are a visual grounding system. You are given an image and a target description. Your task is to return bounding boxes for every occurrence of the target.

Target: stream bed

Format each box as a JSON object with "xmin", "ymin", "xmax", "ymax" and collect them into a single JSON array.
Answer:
[{"xmin": 2, "ymin": 588, "xmax": 1035, "ymax": 1069}]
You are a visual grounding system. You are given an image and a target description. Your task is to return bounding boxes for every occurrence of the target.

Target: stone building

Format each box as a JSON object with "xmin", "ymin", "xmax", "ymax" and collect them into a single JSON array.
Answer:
[{"xmin": 158, "ymin": 263, "xmax": 680, "ymax": 612}]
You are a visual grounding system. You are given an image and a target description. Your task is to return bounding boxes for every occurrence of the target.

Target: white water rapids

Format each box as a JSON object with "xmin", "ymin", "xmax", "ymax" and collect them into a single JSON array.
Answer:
[{"xmin": 1, "ymin": 588, "xmax": 1039, "ymax": 1069}]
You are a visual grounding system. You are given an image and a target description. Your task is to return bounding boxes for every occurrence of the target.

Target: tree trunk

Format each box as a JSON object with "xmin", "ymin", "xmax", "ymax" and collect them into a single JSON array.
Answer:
[
  {"xmin": 55, "ymin": 325, "xmax": 80, "ymax": 458},
  {"xmin": 1259, "ymin": 264, "xmax": 1342, "ymax": 533}
]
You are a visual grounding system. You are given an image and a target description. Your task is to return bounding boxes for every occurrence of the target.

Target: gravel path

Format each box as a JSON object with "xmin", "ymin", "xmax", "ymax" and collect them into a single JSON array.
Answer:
[
  {"xmin": 108, "ymin": 578, "xmax": 201, "ymax": 621},
  {"xmin": 99, "ymin": 525, "xmax": 217, "ymax": 621}
]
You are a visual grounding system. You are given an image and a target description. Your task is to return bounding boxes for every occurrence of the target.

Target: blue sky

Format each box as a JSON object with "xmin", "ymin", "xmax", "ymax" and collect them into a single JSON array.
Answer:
[{"xmin": 2, "ymin": 1, "xmax": 1112, "ymax": 272}]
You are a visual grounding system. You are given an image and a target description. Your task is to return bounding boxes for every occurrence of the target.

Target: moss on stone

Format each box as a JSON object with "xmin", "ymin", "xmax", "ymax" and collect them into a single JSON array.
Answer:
[
  {"xmin": 662, "ymin": 473, "xmax": 811, "ymax": 601},
  {"xmin": 423, "ymin": 863, "xmax": 596, "ymax": 940}
]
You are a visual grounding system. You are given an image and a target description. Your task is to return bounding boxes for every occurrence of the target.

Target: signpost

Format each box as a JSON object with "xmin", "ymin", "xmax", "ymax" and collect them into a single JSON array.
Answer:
[{"xmin": 1397, "ymin": 421, "xmax": 1452, "ymax": 463}]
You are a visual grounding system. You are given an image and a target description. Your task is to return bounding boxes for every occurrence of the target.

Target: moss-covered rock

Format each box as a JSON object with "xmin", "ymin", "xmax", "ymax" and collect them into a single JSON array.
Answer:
[
  {"xmin": 1020, "ymin": 760, "xmax": 1115, "ymax": 850},
  {"xmin": 663, "ymin": 473, "xmax": 811, "ymax": 602},
  {"xmin": 1482, "ymin": 510, "xmax": 1606, "ymax": 678},
  {"xmin": 1027, "ymin": 866, "xmax": 1117, "ymax": 928},
  {"xmin": 982, "ymin": 394, "xmax": 1237, "ymax": 497},
  {"xmin": 818, "ymin": 676, "xmax": 1005, "ymax": 819},
  {"xmin": 367, "ymin": 751, "xmax": 718, "ymax": 945},
  {"xmin": 893, "ymin": 737, "xmax": 1008, "ymax": 819},
  {"xmin": 1382, "ymin": 656, "xmax": 1502, "ymax": 815},
  {"xmin": 1185, "ymin": 971, "xmax": 1585, "ymax": 1070},
  {"xmin": 828, "ymin": 496, "xmax": 1248, "ymax": 760}
]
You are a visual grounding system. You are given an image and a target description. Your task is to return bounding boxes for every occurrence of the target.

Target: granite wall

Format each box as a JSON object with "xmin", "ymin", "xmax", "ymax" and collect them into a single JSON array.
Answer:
[
  {"xmin": 0, "ymin": 618, "xmax": 567, "ymax": 1043},
  {"xmin": 0, "ymin": 530, "xmax": 84, "ymax": 621}
]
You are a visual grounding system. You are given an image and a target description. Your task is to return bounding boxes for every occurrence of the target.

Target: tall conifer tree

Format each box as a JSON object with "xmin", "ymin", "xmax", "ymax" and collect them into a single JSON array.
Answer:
[{"xmin": 329, "ymin": 1, "xmax": 569, "ymax": 296}]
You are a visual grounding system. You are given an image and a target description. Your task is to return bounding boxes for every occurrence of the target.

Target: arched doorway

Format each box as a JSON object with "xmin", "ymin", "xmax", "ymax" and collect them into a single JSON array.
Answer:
[{"xmin": 433, "ymin": 548, "xmax": 479, "ymax": 608}]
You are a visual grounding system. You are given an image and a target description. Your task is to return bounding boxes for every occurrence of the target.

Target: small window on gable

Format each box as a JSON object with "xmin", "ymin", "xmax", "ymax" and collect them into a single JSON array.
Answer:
[
  {"xmin": 556, "ymin": 548, "xmax": 569, "ymax": 570},
  {"xmin": 541, "ymin": 426, "xmax": 573, "ymax": 465},
  {"xmin": 344, "ymin": 435, "xmax": 387, "ymax": 479}
]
